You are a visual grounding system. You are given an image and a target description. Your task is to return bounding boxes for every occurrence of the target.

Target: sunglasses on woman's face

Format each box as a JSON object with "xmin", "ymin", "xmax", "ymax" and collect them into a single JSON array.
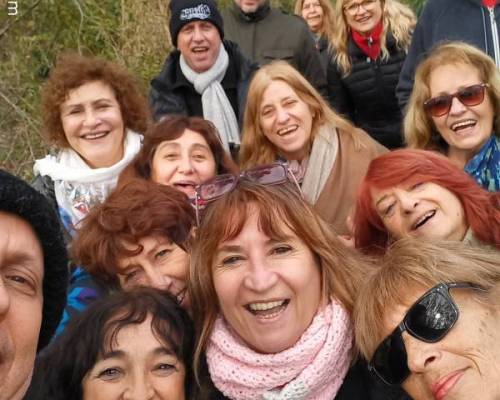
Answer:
[
  {"xmin": 194, "ymin": 162, "xmax": 302, "ymax": 226},
  {"xmin": 369, "ymin": 282, "xmax": 485, "ymax": 386},
  {"xmin": 423, "ymin": 83, "xmax": 489, "ymax": 117}
]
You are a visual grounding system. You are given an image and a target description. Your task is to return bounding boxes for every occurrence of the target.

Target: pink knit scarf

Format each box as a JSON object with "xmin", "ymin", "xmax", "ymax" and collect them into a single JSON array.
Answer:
[{"xmin": 206, "ymin": 300, "xmax": 353, "ymax": 400}]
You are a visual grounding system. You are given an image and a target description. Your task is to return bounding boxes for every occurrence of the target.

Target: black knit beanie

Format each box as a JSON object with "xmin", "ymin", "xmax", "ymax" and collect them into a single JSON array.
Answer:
[
  {"xmin": 0, "ymin": 170, "xmax": 68, "ymax": 351},
  {"xmin": 169, "ymin": 0, "xmax": 224, "ymax": 47}
]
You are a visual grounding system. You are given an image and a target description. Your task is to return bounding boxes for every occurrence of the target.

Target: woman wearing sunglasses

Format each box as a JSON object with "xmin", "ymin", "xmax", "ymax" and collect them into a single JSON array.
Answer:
[
  {"xmin": 327, "ymin": 0, "xmax": 415, "ymax": 149},
  {"xmin": 404, "ymin": 41, "xmax": 500, "ymax": 192},
  {"xmin": 239, "ymin": 61, "xmax": 386, "ymax": 236},
  {"xmin": 190, "ymin": 172, "xmax": 409, "ymax": 399},
  {"xmin": 27, "ymin": 288, "xmax": 196, "ymax": 400},
  {"xmin": 119, "ymin": 115, "xmax": 238, "ymax": 198},
  {"xmin": 354, "ymin": 239, "xmax": 500, "ymax": 400},
  {"xmin": 353, "ymin": 149, "xmax": 500, "ymax": 254}
]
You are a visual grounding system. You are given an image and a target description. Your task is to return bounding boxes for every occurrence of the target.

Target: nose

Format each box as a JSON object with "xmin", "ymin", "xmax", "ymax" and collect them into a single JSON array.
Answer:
[
  {"xmin": 448, "ymin": 96, "xmax": 467, "ymax": 116},
  {"xmin": 147, "ymin": 270, "xmax": 174, "ymax": 292},
  {"xmin": 82, "ymin": 108, "xmax": 99, "ymax": 128},
  {"xmin": 192, "ymin": 25, "xmax": 204, "ymax": 42},
  {"xmin": 243, "ymin": 256, "xmax": 279, "ymax": 292},
  {"xmin": 394, "ymin": 190, "xmax": 419, "ymax": 214},
  {"xmin": 123, "ymin": 376, "xmax": 155, "ymax": 400},
  {"xmin": 178, "ymin": 154, "xmax": 194, "ymax": 174},
  {"xmin": 0, "ymin": 279, "xmax": 11, "ymax": 319},
  {"xmin": 404, "ymin": 334, "xmax": 442, "ymax": 374},
  {"xmin": 275, "ymin": 106, "xmax": 290, "ymax": 125}
]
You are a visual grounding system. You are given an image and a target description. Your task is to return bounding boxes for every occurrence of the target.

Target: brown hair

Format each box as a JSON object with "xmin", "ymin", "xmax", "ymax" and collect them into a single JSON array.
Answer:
[
  {"xmin": 190, "ymin": 180, "xmax": 370, "ymax": 378},
  {"xmin": 404, "ymin": 41, "xmax": 500, "ymax": 152},
  {"xmin": 72, "ymin": 178, "xmax": 195, "ymax": 285},
  {"xmin": 42, "ymin": 52, "xmax": 150, "ymax": 148},
  {"xmin": 354, "ymin": 238, "xmax": 500, "ymax": 361},
  {"xmin": 239, "ymin": 61, "xmax": 364, "ymax": 169},
  {"xmin": 119, "ymin": 115, "xmax": 238, "ymax": 183}
]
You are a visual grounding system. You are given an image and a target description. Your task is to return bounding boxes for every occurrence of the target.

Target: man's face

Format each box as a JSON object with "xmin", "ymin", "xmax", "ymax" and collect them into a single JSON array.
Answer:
[
  {"xmin": 177, "ymin": 20, "xmax": 222, "ymax": 73},
  {"xmin": 0, "ymin": 212, "xmax": 44, "ymax": 400},
  {"xmin": 234, "ymin": 0, "xmax": 267, "ymax": 13}
]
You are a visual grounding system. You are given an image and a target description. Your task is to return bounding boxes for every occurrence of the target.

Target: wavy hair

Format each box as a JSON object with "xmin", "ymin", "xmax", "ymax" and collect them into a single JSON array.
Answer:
[
  {"xmin": 190, "ymin": 180, "xmax": 371, "ymax": 380},
  {"xmin": 331, "ymin": 0, "xmax": 415, "ymax": 76},
  {"xmin": 42, "ymin": 52, "xmax": 149, "ymax": 148},
  {"xmin": 353, "ymin": 149, "xmax": 500, "ymax": 253},
  {"xmin": 354, "ymin": 239, "xmax": 500, "ymax": 361},
  {"xmin": 404, "ymin": 41, "xmax": 500, "ymax": 152},
  {"xmin": 239, "ymin": 61, "xmax": 364, "ymax": 169}
]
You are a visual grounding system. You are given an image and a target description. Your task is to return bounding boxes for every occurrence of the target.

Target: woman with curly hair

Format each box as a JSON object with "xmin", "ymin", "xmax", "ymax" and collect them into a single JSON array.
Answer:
[
  {"xmin": 328, "ymin": 0, "xmax": 415, "ymax": 148},
  {"xmin": 353, "ymin": 149, "xmax": 500, "ymax": 254},
  {"xmin": 404, "ymin": 41, "xmax": 500, "ymax": 191},
  {"xmin": 33, "ymin": 52, "xmax": 149, "ymax": 237}
]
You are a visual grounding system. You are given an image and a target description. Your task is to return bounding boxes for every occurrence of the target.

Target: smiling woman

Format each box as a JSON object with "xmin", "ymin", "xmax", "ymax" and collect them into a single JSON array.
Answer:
[
  {"xmin": 32, "ymin": 53, "xmax": 149, "ymax": 237},
  {"xmin": 353, "ymin": 149, "xmax": 500, "ymax": 254},
  {"xmin": 404, "ymin": 41, "xmax": 500, "ymax": 191},
  {"xmin": 26, "ymin": 288, "xmax": 195, "ymax": 400}
]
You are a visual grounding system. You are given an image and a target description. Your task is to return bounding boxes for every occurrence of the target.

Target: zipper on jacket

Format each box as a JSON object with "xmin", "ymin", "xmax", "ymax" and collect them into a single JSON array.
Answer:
[{"xmin": 488, "ymin": 7, "xmax": 500, "ymax": 67}]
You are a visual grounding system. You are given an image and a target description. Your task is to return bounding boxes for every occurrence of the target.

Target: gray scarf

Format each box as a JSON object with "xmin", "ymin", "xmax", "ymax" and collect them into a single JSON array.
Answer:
[{"xmin": 180, "ymin": 45, "xmax": 240, "ymax": 151}]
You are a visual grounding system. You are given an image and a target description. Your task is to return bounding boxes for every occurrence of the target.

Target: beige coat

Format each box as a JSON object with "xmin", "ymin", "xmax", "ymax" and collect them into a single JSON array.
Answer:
[{"xmin": 314, "ymin": 129, "xmax": 387, "ymax": 235}]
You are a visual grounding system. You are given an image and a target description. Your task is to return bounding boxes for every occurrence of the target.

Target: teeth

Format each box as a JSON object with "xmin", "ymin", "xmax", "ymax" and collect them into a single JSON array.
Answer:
[
  {"xmin": 192, "ymin": 47, "xmax": 208, "ymax": 52},
  {"xmin": 248, "ymin": 300, "xmax": 285, "ymax": 311},
  {"xmin": 451, "ymin": 120, "xmax": 476, "ymax": 131},
  {"xmin": 82, "ymin": 132, "xmax": 107, "ymax": 140},
  {"xmin": 277, "ymin": 125, "xmax": 297, "ymax": 136},
  {"xmin": 413, "ymin": 210, "xmax": 436, "ymax": 229},
  {"xmin": 176, "ymin": 290, "xmax": 186, "ymax": 304}
]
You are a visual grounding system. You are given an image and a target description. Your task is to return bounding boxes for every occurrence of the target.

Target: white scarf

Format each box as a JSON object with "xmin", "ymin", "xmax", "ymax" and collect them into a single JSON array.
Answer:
[
  {"xmin": 33, "ymin": 130, "xmax": 142, "ymax": 235},
  {"xmin": 179, "ymin": 44, "xmax": 240, "ymax": 152},
  {"xmin": 301, "ymin": 124, "xmax": 339, "ymax": 204}
]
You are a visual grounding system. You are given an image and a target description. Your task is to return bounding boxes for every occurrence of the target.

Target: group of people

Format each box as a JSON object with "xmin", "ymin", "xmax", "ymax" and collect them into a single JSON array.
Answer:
[{"xmin": 1, "ymin": 0, "xmax": 499, "ymax": 399}]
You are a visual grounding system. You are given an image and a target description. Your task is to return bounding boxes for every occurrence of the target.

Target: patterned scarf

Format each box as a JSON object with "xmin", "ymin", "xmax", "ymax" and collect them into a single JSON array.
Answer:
[
  {"xmin": 206, "ymin": 300, "xmax": 353, "ymax": 400},
  {"xmin": 464, "ymin": 135, "xmax": 499, "ymax": 192}
]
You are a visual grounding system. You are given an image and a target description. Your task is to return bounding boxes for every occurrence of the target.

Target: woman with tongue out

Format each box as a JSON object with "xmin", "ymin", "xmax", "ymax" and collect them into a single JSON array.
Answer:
[
  {"xmin": 404, "ymin": 41, "xmax": 500, "ymax": 192},
  {"xmin": 239, "ymin": 61, "xmax": 386, "ymax": 237},
  {"xmin": 189, "ymin": 178, "xmax": 410, "ymax": 400},
  {"xmin": 352, "ymin": 149, "xmax": 500, "ymax": 255}
]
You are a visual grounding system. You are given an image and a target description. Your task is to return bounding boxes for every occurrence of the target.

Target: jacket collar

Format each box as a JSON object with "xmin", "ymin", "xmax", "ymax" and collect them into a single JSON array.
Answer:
[{"xmin": 232, "ymin": 0, "xmax": 271, "ymax": 22}]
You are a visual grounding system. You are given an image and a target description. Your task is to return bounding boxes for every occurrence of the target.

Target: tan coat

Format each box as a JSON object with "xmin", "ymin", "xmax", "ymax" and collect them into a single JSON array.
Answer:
[{"xmin": 314, "ymin": 129, "xmax": 387, "ymax": 235}]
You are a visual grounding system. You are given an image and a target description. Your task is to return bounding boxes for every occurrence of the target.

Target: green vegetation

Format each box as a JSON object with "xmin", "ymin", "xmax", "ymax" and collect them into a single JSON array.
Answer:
[{"xmin": 0, "ymin": 0, "xmax": 425, "ymax": 179}]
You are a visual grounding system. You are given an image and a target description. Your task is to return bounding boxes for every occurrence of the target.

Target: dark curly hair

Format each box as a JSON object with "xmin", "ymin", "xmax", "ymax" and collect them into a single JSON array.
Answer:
[{"xmin": 42, "ymin": 52, "xmax": 150, "ymax": 148}]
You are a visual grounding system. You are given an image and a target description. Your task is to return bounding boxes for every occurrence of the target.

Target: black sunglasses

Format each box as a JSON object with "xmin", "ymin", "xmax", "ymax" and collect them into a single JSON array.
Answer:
[
  {"xmin": 369, "ymin": 282, "xmax": 485, "ymax": 386},
  {"xmin": 423, "ymin": 83, "xmax": 489, "ymax": 117}
]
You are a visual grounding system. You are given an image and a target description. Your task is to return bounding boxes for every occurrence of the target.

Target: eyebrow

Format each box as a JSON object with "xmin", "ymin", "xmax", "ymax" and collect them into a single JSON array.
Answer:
[
  {"xmin": 101, "ymin": 347, "xmax": 174, "ymax": 360},
  {"xmin": 62, "ymin": 98, "xmax": 114, "ymax": 110},
  {"xmin": 375, "ymin": 194, "xmax": 389, "ymax": 208},
  {"xmin": 3, "ymin": 252, "xmax": 43, "ymax": 277},
  {"xmin": 217, "ymin": 236, "xmax": 295, "ymax": 254}
]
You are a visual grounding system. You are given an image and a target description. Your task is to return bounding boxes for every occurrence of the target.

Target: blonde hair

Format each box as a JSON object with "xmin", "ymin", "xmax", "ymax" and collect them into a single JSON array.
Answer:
[
  {"xmin": 331, "ymin": 0, "xmax": 415, "ymax": 76},
  {"xmin": 239, "ymin": 61, "xmax": 363, "ymax": 169},
  {"xmin": 354, "ymin": 238, "xmax": 500, "ymax": 361},
  {"xmin": 189, "ymin": 180, "xmax": 370, "ymax": 380},
  {"xmin": 294, "ymin": 0, "xmax": 336, "ymax": 48},
  {"xmin": 404, "ymin": 41, "xmax": 500, "ymax": 152}
]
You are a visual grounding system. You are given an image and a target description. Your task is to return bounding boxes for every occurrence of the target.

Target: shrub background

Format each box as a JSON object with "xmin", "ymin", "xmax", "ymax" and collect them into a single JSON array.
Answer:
[{"xmin": 0, "ymin": 0, "xmax": 425, "ymax": 179}]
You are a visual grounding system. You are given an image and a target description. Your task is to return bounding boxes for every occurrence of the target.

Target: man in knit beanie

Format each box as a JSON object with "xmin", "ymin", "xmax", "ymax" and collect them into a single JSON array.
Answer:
[
  {"xmin": 0, "ymin": 170, "xmax": 68, "ymax": 400},
  {"xmin": 149, "ymin": 0, "xmax": 258, "ymax": 159}
]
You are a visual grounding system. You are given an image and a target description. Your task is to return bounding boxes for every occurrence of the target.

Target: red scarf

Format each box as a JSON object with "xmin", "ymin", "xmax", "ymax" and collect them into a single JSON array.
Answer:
[
  {"xmin": 351, "ymin": 21, "xmax": 383, "ymax": 60},
  {"xmin": 483, "ymin": 0, "xmax": 497, "ymax": 7}
]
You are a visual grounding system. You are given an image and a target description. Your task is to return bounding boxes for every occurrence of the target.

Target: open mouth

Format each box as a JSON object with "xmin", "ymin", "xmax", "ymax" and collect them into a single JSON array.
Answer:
[
  {"xmin": 245, "ymin": 299, "xmax": 290, "ymax": 319},
  {"xmin": 176, "ymin": 289, "xmax": 187, "ymax": 305},
  {"xmin": 173, "ymin": 181, "xmax": 197, "ymax": 192},
  {"xmin": 411, "ymin": 209, "xmax": 436, "ymax": 230},
  {"xmin": 356, "ymin": 15, "xmax": 372, "ymax": 23},
  {"xmin": 191, "ymin": 46, "xmax": 209, "ymax": 54},
  {"xmin": 277, "ymin": 125, "xmax": 298, "ymax": 137},
  {"xmin": 81, "ymin": 131, "xmax": 109, "ymax": 140},
  {"xmin": 450, "ymin": 119, "xmax": 477, "ymax": 133}
]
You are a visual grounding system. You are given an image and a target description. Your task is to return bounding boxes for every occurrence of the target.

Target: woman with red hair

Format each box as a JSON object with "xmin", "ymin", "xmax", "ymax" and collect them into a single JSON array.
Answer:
[{"xmin": 354, "ymin": 149, "xmax": 499, "ymax": 254}]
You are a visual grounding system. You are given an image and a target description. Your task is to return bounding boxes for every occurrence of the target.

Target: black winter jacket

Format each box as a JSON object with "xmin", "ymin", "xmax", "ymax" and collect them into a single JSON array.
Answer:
[
  {"xmin": 396, "ymin": 0, "xmax": 500, "ymax": 110},
  {"xmin": 149, "ymin": 40, "xmax": 258, "ymax": 127},
  {"xmin": 328, "ymin": 35, "xmax": 406, "ymax": 149}
]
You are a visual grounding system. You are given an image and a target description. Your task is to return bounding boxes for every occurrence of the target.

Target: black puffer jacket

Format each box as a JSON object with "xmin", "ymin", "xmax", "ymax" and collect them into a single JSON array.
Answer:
[
  {"xmin": 327, "ymin": 35, "xmax": 406, "ymax": 149},
  {"xmin": 149, "ymin": 40, "xmax": 258, "ymax": 127}
]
